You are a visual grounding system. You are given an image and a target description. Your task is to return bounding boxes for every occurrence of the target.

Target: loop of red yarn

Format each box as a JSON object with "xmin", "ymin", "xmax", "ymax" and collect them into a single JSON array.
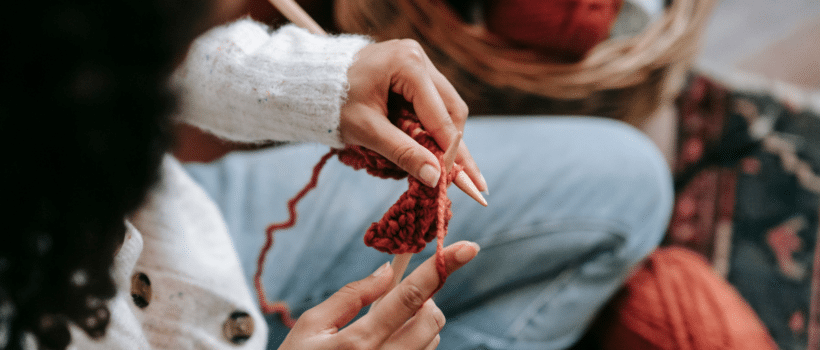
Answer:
[
  {"xmin": 598, "ymin": 247, "xmax": 778, "ymax": 350},
  {"xmin": 254, "ymin": 104, "xmax": 459, "ymax": 327},
  {"xmin": 254, "ymin": 150, "xmax": 336, "ymax": 327}
]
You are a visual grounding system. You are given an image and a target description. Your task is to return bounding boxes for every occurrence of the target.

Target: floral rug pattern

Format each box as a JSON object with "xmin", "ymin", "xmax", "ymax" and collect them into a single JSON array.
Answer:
[{"xmin": 668, "ymin": 74, "xmax": 820, "ymax": 350}]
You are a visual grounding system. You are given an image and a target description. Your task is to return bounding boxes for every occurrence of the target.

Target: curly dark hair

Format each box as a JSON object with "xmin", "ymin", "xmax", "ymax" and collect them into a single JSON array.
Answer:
[{"xmin": 0, "ymin": 0, "xmax": 210, "ymax": 348}]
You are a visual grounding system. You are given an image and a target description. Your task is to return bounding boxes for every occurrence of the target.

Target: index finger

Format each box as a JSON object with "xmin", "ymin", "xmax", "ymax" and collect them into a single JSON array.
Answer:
[
  {"xmin": 345, "ymin": 241, "xmax": 479, "ymax": 342},
  {"xmin": 427, "ymin": 69, "xmax": 486, "ymax": 193},
  {"xmin": 415, "ymin": 58, "xmax": 486, "ymax": 193},
  {"xmin": 396, "ymin": 62, "xmax": 461, "ymax": 156}
]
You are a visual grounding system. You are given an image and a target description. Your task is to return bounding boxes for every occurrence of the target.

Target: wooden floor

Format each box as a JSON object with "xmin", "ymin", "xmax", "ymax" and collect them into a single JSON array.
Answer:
[
  {"xmin": 737, "ymin": 16, "xmax": 820, "ymax": 90},
  {"xmin": 698, "ymin": 0, "xmax": 820, "ymax": 89}
]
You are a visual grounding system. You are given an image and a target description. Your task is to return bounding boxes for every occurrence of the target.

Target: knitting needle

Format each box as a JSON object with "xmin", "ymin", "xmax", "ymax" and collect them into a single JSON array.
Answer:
[
  {"xmin": 436, "ymin": 134, "xmax": 487, "ymax": 207},
  {"xmin": 267, "ymin": 0, "xmax": 327, "ymax": 35},
  {"xmin": 371, "ymin": 130, "xmax": 462, "ymax": 310},
  {"xmin": 454, "ymin": 170, "xmax": 487, "ymax": 206}
]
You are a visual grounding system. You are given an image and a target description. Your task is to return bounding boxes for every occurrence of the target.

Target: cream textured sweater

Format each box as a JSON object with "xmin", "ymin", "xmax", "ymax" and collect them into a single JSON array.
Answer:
[
  {"xmin": 58, "ymin": 19, "xmax": 371, "ymax": 349},
  {"xmin": 172, "ymin": 18, "xmax": 371, "ymax": 148}
]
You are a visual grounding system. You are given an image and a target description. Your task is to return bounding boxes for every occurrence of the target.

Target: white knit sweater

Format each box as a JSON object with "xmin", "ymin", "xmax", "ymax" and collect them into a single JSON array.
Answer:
[
  {"xmin": 58, "ymin": 19, "xmax": 371, "ymax": 349},
  {"xmin": 172, "ymin": 19, "xmax": 371, "ymax": 148}
]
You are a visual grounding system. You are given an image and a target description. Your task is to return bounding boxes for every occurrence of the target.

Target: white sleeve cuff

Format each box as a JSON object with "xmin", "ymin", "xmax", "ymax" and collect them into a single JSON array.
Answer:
[{"xmin": 171, "ymin": 18, "xmax": 373, "ymax": 148}]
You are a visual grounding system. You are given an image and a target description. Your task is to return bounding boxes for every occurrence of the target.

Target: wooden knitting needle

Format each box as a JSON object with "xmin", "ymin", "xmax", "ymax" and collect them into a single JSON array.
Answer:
[
  {"xmin": 267, "ymin": 0, "xmax": 326, "ymax": 35},
  {"xmin": 453, "ymin": 166, "xmax": 487, "ymax": 206},
  {"xmin": 267, "ymin": 0, "xmax": 487, "ymax": 208}
]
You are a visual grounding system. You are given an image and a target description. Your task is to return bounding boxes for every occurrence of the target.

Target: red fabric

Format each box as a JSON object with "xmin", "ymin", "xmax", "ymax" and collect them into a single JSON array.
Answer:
[
  {"xmin": 339, "ymin": 108, "xmax": 459, "ymax": 255},
  {"xmin": 599, "ymin": 247, "xmax": 777, "ymax": 350},
  {"xmin": 254, "ymin": 105, "xmax": 458, "ymax": 325},
  {"xmin": 484, "ymin": 0, "xmax": 623, "ymax": 61}
]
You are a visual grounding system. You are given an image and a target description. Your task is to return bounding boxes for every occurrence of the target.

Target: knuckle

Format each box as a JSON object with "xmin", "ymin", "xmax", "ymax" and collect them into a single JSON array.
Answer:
[
  {"xmin": 426, "ymin": 124, "xmax": 447, "ymax": 139},
  {"xmin": 336, "ymin": 335, "xmax": 363, "ymax": 350},
  {"xmin": 430, "ymin": 305, "xmax": 445, "ymax": 330},
  {"xmin": 421, "ymin": 300, "xmax": 445, "ymax": 331},
  {"xmin": 452, "ymin": 99, "xmax": 469, "ymax": 124},
  {"xmin": 345, "ymin": 333, "xmax": 377, "ymax": 350},
  {"xmin": 361, "ymin": 340, "xmax": 379, "ymax": 350},
  {"xmin": 298, "ymin": 308, "xmax": 323, "ymax": 325},
  {"xmin": 397, "ymin": 284, "xmax": 427, "ymax": 311},
  {"xmin": 391, "ymin": 143, "xmax": 418, "ymax": 169},
  {"xmin": 336, "ymin": 283, "xmax": 366, "ymax": 309},
  {"xmin": 397, "ymin": 39, "xmax": 425, "ymax": 64}
]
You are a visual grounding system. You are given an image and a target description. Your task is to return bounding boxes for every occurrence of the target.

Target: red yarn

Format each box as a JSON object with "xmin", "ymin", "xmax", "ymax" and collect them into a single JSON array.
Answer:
[
  {"xmin": 484, "ymin": 0, "xmax": 623, "ymax": 61},
  {"xmin": 597, "ymin": 247, "xmax": 778, "ymax": 350},
  {"xmin": 254, "ymin": 105, "xmax": 459, "ymax": 327}
]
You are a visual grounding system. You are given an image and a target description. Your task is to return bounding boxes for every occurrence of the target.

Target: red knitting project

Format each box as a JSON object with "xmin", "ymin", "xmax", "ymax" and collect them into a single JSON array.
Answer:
[{"xmin": 254, "ymin": 104, "xmax": 460, "ymax": 328}]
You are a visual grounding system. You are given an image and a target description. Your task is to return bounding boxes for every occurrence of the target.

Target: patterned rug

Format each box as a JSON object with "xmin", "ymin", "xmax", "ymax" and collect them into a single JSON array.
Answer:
[{"xmin": 666, "ymin": 71, "xmax": 820, "ymax": 350}]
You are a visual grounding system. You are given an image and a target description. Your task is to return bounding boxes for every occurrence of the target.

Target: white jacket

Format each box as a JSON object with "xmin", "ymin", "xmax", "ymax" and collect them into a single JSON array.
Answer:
[{"xmin": 61, "ymin": 19, "xmax": 370, "ymax": 349}]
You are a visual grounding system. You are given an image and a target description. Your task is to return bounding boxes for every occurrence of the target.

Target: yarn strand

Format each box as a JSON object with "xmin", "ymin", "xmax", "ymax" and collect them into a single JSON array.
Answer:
[
  {"xmin": 434, "ymin": 156, "xmax": 451, "ymax": 291},
  {"xmin": 254, "ymin": 150, "xmax": 337, "ymax": 327}
]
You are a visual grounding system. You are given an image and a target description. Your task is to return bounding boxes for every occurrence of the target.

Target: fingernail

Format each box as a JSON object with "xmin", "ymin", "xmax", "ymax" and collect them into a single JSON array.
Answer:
[
  {"xmin": 479, "ymin": 173, "xmax": 489, "ymax": 195},
  {"xmin": 455, "ymin": 242, "xmax": 480, "ymax": 264},
  {"xmin": 372, "ymin": 262, "xmax": 390, "ymax": 276},
  {"xmin": 419, "ymin": 164, "xmax": 440, "ymax": 188}
]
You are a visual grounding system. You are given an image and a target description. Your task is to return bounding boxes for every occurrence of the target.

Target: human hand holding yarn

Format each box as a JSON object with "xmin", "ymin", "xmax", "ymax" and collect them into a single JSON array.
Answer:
[
  {"xmin": 258, "ymin": 0, "xmax": 489, "ymax": 331},
  {"xmin": 256, "ymin": 102, "xmax": 478, "ymax": 327},
  {"xmin": 265, "ymin": 0, "xmax": 487, "ymax": 202},
  {"xmin": 342, "ymin": 39, "xmax": 486, "ymax": 192},
  {"xmin": 277, "ymin": 241, "xmax": 479, "ymax": 350}
]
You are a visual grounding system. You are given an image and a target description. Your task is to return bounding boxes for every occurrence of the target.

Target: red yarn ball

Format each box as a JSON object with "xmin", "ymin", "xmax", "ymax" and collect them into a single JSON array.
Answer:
[
  {"xmin": 484, "ymin": 0, "xmax": 623, "ymax": 61},
  {"xmin": 597, "ymin": 247, "xmax": 778, "ymax": 350}
]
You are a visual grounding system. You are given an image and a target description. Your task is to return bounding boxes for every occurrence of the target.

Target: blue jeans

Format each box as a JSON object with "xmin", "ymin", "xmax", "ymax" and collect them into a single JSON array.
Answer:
[{"xmin": 182, "ymin": 117, "xmax": 673, "ymax": 349}]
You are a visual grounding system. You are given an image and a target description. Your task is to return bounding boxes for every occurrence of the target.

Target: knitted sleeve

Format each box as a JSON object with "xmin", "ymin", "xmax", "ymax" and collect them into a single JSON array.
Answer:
[{"xmin": 171, "ymin": 18, "xmax": 372, "ymax": 148}]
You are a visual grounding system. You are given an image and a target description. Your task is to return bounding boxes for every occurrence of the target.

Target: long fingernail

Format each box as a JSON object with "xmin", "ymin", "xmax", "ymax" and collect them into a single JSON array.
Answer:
[
  {"xmin": 455, "ymin": 242, "xmax": 480, "ymax": 264},
  {"xmin": 372, "ymin": 262, "xmax": 391, "ymax": 276},
  {"xmin": 419, "ymin": 164, "xmax": 440, "ymax": 188},
  {"xmin": 479, "ymin": 173, "xmax": 489, "ymax": 195}
]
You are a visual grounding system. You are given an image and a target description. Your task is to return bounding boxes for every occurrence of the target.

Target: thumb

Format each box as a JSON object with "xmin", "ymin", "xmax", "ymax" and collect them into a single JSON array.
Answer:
[{"xmin": 299, "ymin": 262, "xmax": 394, "ymax": 331}]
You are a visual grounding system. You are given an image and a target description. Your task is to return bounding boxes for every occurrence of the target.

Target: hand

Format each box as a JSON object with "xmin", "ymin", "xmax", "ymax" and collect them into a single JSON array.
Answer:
[
  {"xmin": 340, "ymin": 39, "xmax": 486, "ymax": 191},
  {"xmin": 278, "ymin": 241, "xmax": 480, "ymax": 350}
]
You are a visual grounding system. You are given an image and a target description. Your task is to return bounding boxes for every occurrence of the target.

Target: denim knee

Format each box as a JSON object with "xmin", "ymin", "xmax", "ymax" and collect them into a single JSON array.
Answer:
[{"xmin": 584, "ymin": 119, "xmax": 674, "ymax": 267}]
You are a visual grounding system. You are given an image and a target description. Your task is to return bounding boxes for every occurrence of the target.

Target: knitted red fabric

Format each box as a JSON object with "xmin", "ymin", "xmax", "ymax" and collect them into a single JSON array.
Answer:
[{"xmin": 254, "ymin": 105, "xmax": 459, "ymax": 327}]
